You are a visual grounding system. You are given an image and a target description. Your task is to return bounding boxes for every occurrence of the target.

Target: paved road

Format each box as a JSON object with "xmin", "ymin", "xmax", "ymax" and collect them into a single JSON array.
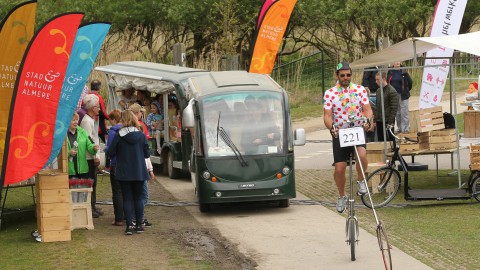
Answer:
[{"xmin": 160, "ymin": 176, "xmax": 433, "ymax": 270}]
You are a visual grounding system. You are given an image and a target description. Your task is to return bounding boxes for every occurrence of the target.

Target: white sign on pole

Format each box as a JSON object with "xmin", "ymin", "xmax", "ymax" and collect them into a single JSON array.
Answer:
[{"xmin": 418, "ymin": 0, "xmax": 468, "ymax": 109}]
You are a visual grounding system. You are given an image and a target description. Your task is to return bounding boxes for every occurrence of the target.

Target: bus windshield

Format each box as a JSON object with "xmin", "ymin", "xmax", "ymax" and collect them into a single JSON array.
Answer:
[{"xmin": 201, "ymin": 91, "xmax": 285, "ymax": 157}]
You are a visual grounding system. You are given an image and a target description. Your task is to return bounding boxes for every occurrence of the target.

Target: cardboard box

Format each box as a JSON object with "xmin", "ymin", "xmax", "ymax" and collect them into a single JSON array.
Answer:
[{"xmin": 409, "ymin": 106, "xmax": 445, "ymax": 133}]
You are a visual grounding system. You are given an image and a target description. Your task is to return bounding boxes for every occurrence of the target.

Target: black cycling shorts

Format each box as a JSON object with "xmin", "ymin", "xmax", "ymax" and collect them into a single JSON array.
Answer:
[{"xmin": 332, "ymin": 136, "xmax": 366, "ymax": 164}]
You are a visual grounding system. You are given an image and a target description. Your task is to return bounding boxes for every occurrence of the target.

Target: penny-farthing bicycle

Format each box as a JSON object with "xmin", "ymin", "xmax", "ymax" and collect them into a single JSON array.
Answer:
[{"xmin": 336, "ymin": 116, "xmax": 393, "ymax": 269}]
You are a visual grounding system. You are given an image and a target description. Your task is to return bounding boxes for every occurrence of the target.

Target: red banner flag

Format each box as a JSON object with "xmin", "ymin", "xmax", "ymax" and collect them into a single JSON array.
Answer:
[
  {"xmin": 248, "ymin": 0, "xmax": 297, "ymax": 74},
  {"xmin": 1, "ymin": 12, "xmax": 84, "ymax": 185}
]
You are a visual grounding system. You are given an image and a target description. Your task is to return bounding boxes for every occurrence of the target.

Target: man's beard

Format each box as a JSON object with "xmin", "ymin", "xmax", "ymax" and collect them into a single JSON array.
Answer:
[{"xmin": 340, "ymin": 79, "xmax": 350, "ymax": 88}]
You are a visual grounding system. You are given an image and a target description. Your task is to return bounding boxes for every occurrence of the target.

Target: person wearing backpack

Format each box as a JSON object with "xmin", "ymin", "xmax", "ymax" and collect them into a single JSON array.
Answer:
[{"xmin": 387, "ymin": 62, "xmax": 413, "ymax": 133}]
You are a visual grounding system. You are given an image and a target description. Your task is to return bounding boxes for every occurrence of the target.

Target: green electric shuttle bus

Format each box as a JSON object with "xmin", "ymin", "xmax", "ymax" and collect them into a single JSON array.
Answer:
[{"xmin": 95, "ymin": 61, "xmax": 305, "ymax": 212}]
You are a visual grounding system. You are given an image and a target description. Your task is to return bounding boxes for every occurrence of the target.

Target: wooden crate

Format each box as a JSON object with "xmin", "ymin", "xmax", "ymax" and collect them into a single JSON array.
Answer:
[
  {"xmin": 37, "ymin": 170, "xmax": 69, "ymax": 190},
  {"xmin": 409, "ymin": 106, "xmax": 444, "ymax": 133},
  {"xmin": 70, "ymin": 188, "xmax": 94, "ymax": 230},
  {"xmin": 399, "ymin": 142, "xmax": 421, "ymax": 153},
  {"xmin": 36, "ymin": 171, "xmax": 71, "ymax": 242},
  {"xmin": 470, "ymin": 144, "xmax": 480, "ymax": 170},
  {"xmin": 398, "ymin": 132, "xmax": 421, "ymax": 153},
  {"xmin": 366, "ymin": 142, "xmax": 391, "ymax": 163},
  {"xmin": 417, "ymin": 129, "xmax": 456, "ymax": 150},
  {"xmin": 464, "ymin": 111, "xmax": 480, "ymax": 138}
]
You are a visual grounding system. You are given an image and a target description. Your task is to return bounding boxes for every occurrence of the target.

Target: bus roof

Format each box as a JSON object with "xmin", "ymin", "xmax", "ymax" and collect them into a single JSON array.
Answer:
[
  {"xmin": 189, "ymin": 71, "xmax": 283, "ymax": 98},
  {"xmin": 95, "ymin": 61, "xmax": 283, "ymax": 96},
  {"xmin": 95, "ymin": 61, "xmax": 209, "ymax": 82}
]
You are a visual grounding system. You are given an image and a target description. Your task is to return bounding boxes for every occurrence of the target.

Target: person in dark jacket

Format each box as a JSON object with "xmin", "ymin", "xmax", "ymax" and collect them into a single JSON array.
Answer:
[
  {"xmin": 105, "ymin": 109, "xmax": 124, "ymax": 226},
  {"xmin": 387, "ymin": 62, "xmax": 413, "ymax": 133},
  {"xmin": 361, "ymin": 66, "xmax": 379, "ymax": 94},
  {"xmin": 374, "ymin": 72, "xmax": 399, "ymax": 141},
  {"xmin": 106, "ymin": 110, "xmax": 150, "ymax": 235}
]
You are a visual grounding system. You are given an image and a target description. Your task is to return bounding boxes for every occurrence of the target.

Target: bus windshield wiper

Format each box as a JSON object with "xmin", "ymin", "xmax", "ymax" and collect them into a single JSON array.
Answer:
[
  {"xmin": 218, "ymin": 127, "xmax": 248, "ymax": 167},
  {"xmin": 216, "ymin": 111, "xmax": 221, "ymax": 147}
]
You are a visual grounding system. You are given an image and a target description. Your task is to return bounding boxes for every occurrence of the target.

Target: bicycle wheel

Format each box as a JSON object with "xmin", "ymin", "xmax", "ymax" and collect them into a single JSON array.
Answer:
[
  {"xmin": 470, "ymin": 174, "xmax": 480, "ymax": 202},
  {"xmin": 361, "ymin": 167, "xmax": 400, "ymax": 208},
  {"xmin": 347, "ymin": 218, "xmax": 357, "ymax": 261},
  {"xmin": 376, "ymin": 221, "xmax": 392, "ymax": 270}
]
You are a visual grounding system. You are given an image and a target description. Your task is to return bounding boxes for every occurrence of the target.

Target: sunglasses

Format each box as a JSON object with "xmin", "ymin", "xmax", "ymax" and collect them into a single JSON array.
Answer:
[{"xmin": 339, "ymin": 73, "xmax": 352, "ymax": 78}]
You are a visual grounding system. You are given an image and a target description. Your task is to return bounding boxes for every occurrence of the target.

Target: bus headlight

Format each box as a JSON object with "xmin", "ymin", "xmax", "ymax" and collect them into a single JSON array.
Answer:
[
  {"xmin": 202, "ymin": 171, "xmax": 211, "ymax": 179},
  {"xmin": 215, "ymin": 191, "xmax": 222, "ymax": 197},
  {"xmin": 273, "ymin": 188, "xmax": 280, "ymax": 195},
  {"xmin": 282, "ymin": 166, "xmax": 291, "ymax": 175}
]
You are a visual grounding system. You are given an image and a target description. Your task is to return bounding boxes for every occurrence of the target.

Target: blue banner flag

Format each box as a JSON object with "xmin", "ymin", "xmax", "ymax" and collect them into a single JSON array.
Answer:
[{"xmin": 45, "ymin": 22, "xmax": 111, "ymax": 166}]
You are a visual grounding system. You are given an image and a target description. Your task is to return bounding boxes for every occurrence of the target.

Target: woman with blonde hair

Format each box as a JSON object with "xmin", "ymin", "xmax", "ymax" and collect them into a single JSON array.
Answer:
[{"xmin": 106, "ymin": 110, "xmax": 150, "ymax": 235}]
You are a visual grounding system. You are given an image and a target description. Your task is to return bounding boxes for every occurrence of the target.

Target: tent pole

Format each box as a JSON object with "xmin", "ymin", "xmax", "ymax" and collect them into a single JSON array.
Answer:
[
  {"xmin": 412, "ymin": 40, "xmax": 418, "ymax": 67},
  {"xmin": 450, "ymin": 59, "xmax": 462, "ymax": 187}
]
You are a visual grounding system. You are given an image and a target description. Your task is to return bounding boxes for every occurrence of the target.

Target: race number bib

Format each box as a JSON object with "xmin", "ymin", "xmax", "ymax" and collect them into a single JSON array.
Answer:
[{"xmin": 339, "ymin": 127, "xmax": 365, "ymax": 147}]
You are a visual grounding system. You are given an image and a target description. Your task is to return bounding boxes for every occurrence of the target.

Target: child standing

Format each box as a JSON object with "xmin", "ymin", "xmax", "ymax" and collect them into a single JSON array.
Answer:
[{"xmin": 146, "ymin": 101, "xmax": 163, "ymax": 154}]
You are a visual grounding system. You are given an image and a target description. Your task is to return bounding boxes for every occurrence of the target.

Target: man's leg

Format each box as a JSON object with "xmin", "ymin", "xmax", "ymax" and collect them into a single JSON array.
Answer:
[
  {"xmin": 355, "ymin": 146, "xmax": 368, "ymax": 180},
  {"xmin": 333, "ymin": 162, "xmax": 347, "ymax": 196},
  {"xmin": 355, "ymin": 146, "xmax": 368, "ymax": 195}
]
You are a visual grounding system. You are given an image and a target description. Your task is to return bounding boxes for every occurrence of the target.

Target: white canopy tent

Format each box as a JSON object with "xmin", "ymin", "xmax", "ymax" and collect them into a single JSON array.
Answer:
[
  {"xmin": 350, "ymin": 31, "xmax": 480, "ymax": 69},
  {"xmin": 350, "ymin": 30, "xmax": 480, "ymax": 193}
]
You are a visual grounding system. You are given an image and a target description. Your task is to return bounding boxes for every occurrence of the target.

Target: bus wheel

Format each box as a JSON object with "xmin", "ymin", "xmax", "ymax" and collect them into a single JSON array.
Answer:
[
  {"xmin": 278, "ymin": 199, "xmax": 290, "ymax": 208},
  {"xmin": 167, "ymin": 150, "xmax": 181, "ymax": 179},
  {"xmin": 199, "ymin": 203, "xmax": 211, "ymax": 213}
]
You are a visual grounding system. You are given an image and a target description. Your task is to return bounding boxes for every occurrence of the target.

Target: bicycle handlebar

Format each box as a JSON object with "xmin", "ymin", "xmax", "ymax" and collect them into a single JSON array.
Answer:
[{"xmin": 385, "ymin": 124, "xmax": 418, "ymax": 143}]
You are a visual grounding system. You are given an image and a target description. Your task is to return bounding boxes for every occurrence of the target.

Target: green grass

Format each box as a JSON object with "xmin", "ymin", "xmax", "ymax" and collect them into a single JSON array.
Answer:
[
  {"xmin": 357, "ymin": 169, "xmax": 480, "ymax": 270},
  {"xmin": 290, "ymin": 103, "xmax": 323, "ymax": 121},
  {"xmin": 0, "ymin": 176, "xmax": 212, "ymax": 270}
]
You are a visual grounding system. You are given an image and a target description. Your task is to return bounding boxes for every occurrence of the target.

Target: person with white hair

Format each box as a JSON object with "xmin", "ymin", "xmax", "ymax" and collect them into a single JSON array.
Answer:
[{"xmin": 80, "ymin": 93, "xmax": 103, "ymax": 218}]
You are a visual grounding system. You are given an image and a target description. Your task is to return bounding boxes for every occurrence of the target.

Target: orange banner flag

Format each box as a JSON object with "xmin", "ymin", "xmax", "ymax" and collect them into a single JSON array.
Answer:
[
  {"xmin": 248, "ymin": 0, "xmax": 297, "ymax": 74},
  {"xmin": 0, "ymin": 1, "xmax": 37, "ymax": 171}
]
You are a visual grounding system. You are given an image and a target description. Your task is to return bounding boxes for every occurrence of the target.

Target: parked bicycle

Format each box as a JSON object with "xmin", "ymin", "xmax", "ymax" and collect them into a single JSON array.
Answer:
[{"xmin": 361, "ymin": 125, "xmax": 480, "ymax": 209}]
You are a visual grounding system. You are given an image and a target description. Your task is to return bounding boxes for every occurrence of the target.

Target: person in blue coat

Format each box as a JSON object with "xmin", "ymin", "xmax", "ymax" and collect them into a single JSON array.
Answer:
[
  {"xmin": 105, "ymin": 109, "xmax": 124, "ymax": 226},
  {"xmin": 106, "ymin": 110, "xmax": 150, "ymax": 235}
]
